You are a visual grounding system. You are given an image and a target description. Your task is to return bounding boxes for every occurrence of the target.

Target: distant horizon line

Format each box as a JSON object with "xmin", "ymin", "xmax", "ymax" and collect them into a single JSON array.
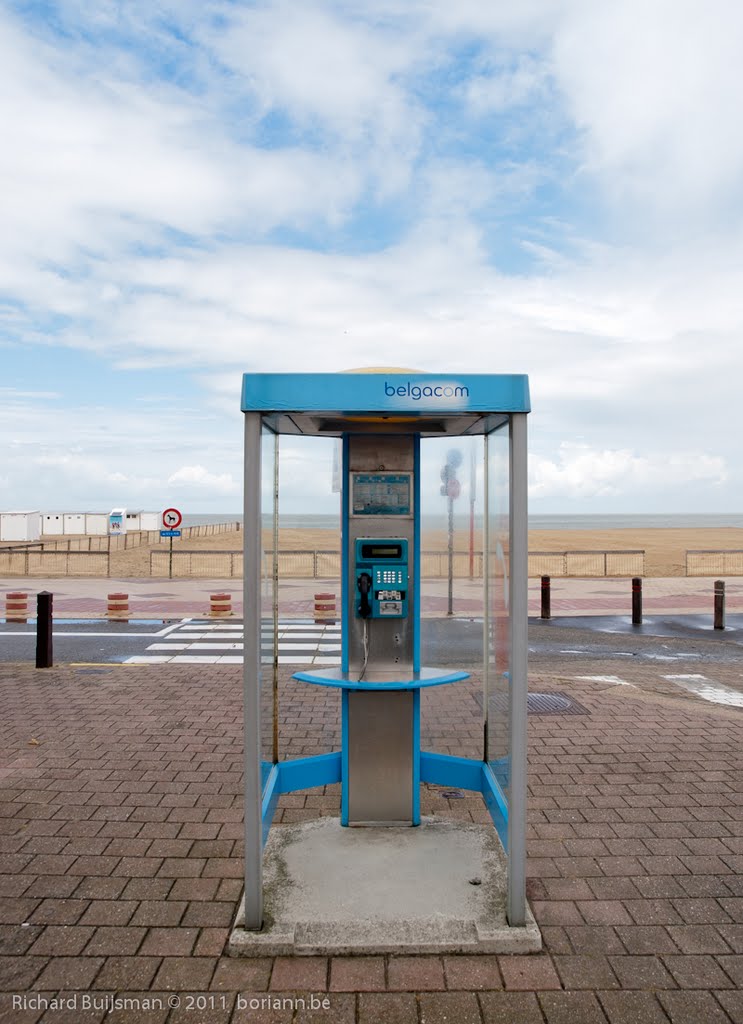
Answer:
[{"xmin": 3, "ymin": 509, "xmax": 740, "ymax": 519}]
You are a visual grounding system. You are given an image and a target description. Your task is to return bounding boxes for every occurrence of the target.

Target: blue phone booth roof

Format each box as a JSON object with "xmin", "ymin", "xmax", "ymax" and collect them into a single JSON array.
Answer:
[{"xmin": 241, "ymin": 372, "xmax": 530, "ymax": 437}]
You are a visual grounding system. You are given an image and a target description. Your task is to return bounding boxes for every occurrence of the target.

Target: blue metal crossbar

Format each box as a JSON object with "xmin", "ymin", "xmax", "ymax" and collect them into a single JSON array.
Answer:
[{"xmin": 259, "ymin": 751, "xmax": 508, "ymax": 849}]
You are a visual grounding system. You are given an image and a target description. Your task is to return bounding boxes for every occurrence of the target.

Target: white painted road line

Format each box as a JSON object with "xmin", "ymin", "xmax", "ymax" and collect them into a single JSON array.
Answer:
[
  {"xmin": 575, "ymin": 675, "xmax": 634, "ymax": 686},
  {"xmin": 662, "ymin": 674, "xmax": 743, "ymax": 708},
  {"xmin": 124, "ymin": 656, "xmax": 173, "ymax": 664},
  {"xmin": 185, "ymin": 642, "xmax": 244, "ymax": 650},
  {"xmin": 171, "ymin": 655, "xmax": 221, "ymax": 664}
]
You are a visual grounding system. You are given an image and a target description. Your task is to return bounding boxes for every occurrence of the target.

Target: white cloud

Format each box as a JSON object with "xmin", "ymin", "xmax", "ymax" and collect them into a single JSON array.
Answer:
[
  {"xmin": 167, "ymin": 465, "xmax": 239, "ymax": 495},
  {"xmin": 0, "ymin": 10, "xmax": 366, "ymax": 285},
  {"xmin": 421, "ymin": 0, "xmax": 567, "ymax": 40},
  {"xmin": 207, "ymin": 1, "xmax": 426, "ymax": 194},
  {"xmin": 531, "ymin": 443, "xmax": 728, "ymax": 500},
  {"xmin": 551, "ymin": 0, "xmax": 743, "ymax": 220},
  {"xmin": 464, "ymin": 54, "xmax": 551, "ymax": 114},
  {"xmin": 0, "ymin": 394, "xmax": 241, "ymax": 510},
  {"xmin": 0, "ymin": 387, "xmax": 61, "ymax": 400}
]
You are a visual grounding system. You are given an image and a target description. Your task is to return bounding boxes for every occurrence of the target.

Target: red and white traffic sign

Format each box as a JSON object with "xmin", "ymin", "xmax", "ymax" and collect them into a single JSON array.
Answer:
[{"xmin": 162, "ymin": 508, "xmax": 183, "ymax": 529}]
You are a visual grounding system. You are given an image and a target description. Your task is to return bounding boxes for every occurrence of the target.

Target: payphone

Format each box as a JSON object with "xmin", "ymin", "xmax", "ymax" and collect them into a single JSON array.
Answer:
[
  {"xmin": 343, "ymin": 439, "xmax": 418, "ymax": 822},
  {"xmin": 354, "ymin": 538, "xmax": 408, "ymax": 619}
]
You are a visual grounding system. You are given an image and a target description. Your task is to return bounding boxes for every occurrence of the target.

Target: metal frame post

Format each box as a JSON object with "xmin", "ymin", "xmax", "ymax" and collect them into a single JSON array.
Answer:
[
  {"xmin": 242, "ymin": 413, "xmax": 263, "ymax": 929},
  {"xmin": 508, "ymin": 412, "xmax": 528, "ymax": 926},
  {"xmin": 272, "ymin": 431, "xmax": 280, "ymax": 763},
  {"xmin": 482, "ymin": 433, "xmax": 490, "ymax": 763}
]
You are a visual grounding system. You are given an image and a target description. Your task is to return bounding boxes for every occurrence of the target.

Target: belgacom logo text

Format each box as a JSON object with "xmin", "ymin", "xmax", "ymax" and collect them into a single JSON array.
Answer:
[{"xmin": 384, "ymin": 381, "xmax": 469, "ymax": 400}]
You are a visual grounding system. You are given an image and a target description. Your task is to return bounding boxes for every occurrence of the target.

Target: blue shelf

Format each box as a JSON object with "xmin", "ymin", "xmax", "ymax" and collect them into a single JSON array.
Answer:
[{"xmin": 292, "ymin": 667, "xmax": 469, "ymax": 691}]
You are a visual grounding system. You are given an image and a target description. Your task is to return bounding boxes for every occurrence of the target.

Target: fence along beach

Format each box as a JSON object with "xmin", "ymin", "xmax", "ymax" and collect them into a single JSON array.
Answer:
[
  {"xmin": 164, "ymin": 513, "xmax": 743, "ymax": 578},
  {"xmin": 1, "ymin": 515, "xmax": 741, "ymax": 578}
]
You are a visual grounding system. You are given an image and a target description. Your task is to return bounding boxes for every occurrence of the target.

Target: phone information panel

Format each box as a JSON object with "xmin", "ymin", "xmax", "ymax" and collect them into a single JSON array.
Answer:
[{"xmin": 351, "ymin": 473, "xmax": 412, "ymax": 516}]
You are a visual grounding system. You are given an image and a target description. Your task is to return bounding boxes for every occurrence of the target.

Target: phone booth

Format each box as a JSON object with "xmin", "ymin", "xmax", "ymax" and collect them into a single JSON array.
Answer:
[{"xmin": 232, "ymin": 371, "xmax": 539, "ymax": 955}]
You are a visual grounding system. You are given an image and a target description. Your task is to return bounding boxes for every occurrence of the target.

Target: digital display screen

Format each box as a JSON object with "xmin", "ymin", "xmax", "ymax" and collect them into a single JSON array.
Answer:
[{"xmin": 361, "ymin": 543, "xmax": 402, "ymax": 559}]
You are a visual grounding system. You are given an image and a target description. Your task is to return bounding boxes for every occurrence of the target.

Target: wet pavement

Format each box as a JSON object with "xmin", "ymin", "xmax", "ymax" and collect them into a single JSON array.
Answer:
[
  {"xmin": 537, "ymin": 613, "xmax": 743, "ymax": 644},
  {"xmin": 529, "ymin": 617, "xmax": 743, "ymax": 666},
  {"xmin": 3, "ymin": 613, "xmax": 743, "ymax": 672}
]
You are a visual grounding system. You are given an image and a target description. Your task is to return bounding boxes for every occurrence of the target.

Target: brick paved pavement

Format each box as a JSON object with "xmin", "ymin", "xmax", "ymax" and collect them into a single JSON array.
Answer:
[{"xmin": 0, "ymin": 639, "xmax": 741, "ymax": 1023}]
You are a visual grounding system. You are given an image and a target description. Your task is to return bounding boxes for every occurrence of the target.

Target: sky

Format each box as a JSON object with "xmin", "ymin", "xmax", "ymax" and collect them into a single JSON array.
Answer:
[{"xmin": 1, "ymin": 0, "xmax": 742, "ymax": 517}]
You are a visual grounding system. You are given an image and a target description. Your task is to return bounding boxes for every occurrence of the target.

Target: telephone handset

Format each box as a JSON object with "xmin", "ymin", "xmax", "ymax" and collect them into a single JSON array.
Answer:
[{"xmin": 357, "ymin": 572, "xmax": 372, "ymax": 619}]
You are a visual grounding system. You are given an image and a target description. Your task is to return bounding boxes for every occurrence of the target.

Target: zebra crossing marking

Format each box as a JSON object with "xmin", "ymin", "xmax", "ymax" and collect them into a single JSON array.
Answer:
[{"xmin": 123, "ymin": 618, "xmax": 341, "ymax": 666}]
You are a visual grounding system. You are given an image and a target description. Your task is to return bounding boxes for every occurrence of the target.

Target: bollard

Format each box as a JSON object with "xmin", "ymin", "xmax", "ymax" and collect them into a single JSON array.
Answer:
[
  {"xmin": 107, "ymin": 592, "xmax": 129, "ymax": 621},
  {"xmin": 714, "ymin": 580, "xmax": 725, "ymax": 630},
  {"xmin": 210, "ymin": 593, "xmax": 232, "ymax": 617},
  {"xmin": 314, "ymin": 592, "xmax": 337, "ymax": 624},
  {"xmin": 540, "ymin": 576, "xmax": 551, "ymax": 620},
  {"xmin": 6, "ymin": 591, "xmax": 28, "ymax": 623},
  {"xmin": 631, "ymin": 576, "xmax": 643, "ymax": 625},
  {"xmin": 36, "ymin": 592, "xmax": 53, "ymax": 668}
]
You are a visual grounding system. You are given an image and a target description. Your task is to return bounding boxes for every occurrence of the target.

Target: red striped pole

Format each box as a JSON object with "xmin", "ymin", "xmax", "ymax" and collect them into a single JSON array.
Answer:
[
  {"xmin": 6, "ymin": 592, "xmax": 28, "ymax": 623},
  {"xmin": 107, "ymin": 593, "xmax": 129, "ymax": 621},
  {"xmin": 314, "ymin": 593, "xmax": 336, "ymax": 624},
  {"xmin": 210, "ymin": 593, "xmax": 232, "ymax": 617}
]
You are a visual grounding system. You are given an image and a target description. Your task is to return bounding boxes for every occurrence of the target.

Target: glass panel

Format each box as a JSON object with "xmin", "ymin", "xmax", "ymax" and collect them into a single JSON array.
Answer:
[
  {"xmin": 485, "ymin": 421, "xmax": 511, "ymax": 800},
  {"xmin": 419, "ymin": 435, "xmax": 483, "ymax": 759},
  {"xmin": 260, "ymin": 425, "xmax": 278, "ymax": 779},
  {"xmin": 274, "ymin": 436, "xmax": 342, "ymax": 760}
]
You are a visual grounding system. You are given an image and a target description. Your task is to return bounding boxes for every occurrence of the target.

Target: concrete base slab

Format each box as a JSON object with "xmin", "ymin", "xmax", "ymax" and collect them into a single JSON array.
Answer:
[{"xmin": 228, "ymin": 817, "xmax": 541, "ymax": 956}]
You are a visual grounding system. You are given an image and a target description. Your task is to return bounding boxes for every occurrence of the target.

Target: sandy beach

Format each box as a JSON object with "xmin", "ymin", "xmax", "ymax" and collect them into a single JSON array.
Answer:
[{"xmin": 105, "ymin": 524, "xmax": 743, "ymax": 577}]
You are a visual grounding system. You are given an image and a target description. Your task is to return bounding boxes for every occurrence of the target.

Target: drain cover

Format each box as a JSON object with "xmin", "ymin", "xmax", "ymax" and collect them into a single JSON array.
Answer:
[
  {"xmin": 474, "ymin": 691, "xmax": 589, "ymax": 716},
  {"xmin": 528, "ymin": 692, "xmax": 586, "ymax": 714}
]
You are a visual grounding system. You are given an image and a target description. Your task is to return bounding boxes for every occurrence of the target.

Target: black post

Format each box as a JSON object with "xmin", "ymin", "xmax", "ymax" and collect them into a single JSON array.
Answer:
[
  {"xmin": 714, "ymin": 580, "xmax": 725, "ymax": 630},
  {"xmin": 541, "ymin": 575, "xmax": 551, "ymax": 619},
  {"xmin": 36, "ymin": 591, "xmax": 53, "ymax": 668},
  {"xmin": 631, "ymin": 577, "xmax": 642, "ymax": 625}
]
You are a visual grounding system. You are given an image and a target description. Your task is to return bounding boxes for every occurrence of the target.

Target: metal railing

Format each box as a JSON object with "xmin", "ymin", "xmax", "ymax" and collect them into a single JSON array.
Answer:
[
  {"xmin": 148, "ymin": 548, "xmax": 646, "ymax": 579},
  {"xmin": 40, "ymin": 534, "xmax": 133, "ymax": 552},
  {"xmin": 0, "ymin": 549, "xmax": 110, "ymax": 576},
  {"xmin": 1, "ymin": 540, "xmax": 645, "ymax": 580},
  {"xmin": 150, "ymin": 549, "xmax": 245, "ymax": 578},
  {"xmin": 686, "ymin": 550, "xmax": 743, "ymax": 576},
  {"xmin": 165, "ymin": 522, "xmax": 240, "ymax": 540},
  {"xmin": 529, "ymin": 550, "xmax": 645, "ymax": 578},
  {"xmin": 34, "ymin": 531, "xmax": 159, "ymax": 552},
  {"xmin": 0, "ymin": 531, "xmax": 159, "ymax": 563}
]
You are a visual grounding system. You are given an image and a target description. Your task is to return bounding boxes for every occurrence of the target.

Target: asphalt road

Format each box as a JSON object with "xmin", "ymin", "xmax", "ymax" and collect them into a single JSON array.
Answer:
[
  {"xmin": 0, "ymin": 618, "xmax": 180, "ymax": 664},
  {"xmin": 1, "ymin": 613, "xmax": 741, "ymax": 667}
]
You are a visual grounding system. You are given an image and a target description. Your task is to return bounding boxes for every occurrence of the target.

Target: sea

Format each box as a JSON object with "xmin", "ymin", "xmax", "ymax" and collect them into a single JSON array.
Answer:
[{"xmin": 182, "ymin": 513, "xmax": 742, "ymax": 531}]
